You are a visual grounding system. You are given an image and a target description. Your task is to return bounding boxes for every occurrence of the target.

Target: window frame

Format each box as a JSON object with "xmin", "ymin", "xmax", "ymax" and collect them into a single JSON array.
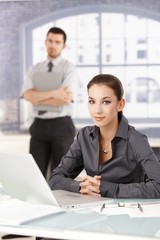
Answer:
[{"xmin": 20, "ymin": 4, "xmax": 160, "ymax": 132}]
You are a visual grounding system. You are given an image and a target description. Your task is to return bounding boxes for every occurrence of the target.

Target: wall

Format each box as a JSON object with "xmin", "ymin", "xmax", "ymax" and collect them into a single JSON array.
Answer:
[{"xmin": 0, "ymin": 0, "xmax": 160, "ymax": 131}]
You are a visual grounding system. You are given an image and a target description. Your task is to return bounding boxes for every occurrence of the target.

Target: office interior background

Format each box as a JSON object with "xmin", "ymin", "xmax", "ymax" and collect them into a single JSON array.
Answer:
[{"xmin": 0, "ymin": 0, "xmax": 160, "ymax": 155}]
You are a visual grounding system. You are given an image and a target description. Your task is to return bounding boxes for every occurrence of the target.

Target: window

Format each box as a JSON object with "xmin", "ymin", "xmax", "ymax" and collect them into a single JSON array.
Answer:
[
  {"xmin": 21, "ymin": 11, "xmax": 160, "ymax": 131},
  {"xmin": 137, "ymin": 50, "xmax": 147, "ymax": 59}
]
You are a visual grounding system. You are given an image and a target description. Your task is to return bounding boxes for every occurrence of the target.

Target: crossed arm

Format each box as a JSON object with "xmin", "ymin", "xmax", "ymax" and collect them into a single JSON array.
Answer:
[{"xmin": 23, "ymin": 86, "xmax": 73, "ymax": 106}]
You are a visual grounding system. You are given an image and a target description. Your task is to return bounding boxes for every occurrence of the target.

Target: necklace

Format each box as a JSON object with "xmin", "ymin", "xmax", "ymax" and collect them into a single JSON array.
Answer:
[
  {"xmin": 102, "ymin": 146, "xmax": 111, "ymax": 154},
  {"xmin": 100, "ymin": 136, "xmax": 112, "ymax": 155},
  {"xmin": 100, "ymin": 140, "xmax": 111, "ymax": 154}
]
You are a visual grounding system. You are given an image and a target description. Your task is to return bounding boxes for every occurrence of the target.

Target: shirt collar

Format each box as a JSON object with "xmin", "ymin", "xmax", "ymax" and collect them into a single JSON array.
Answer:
[
  {"xmin": 89, "ymin": 126, "xmax": 99, "ymax": 139},
  {"xmin": 46, "ymin": 55, "xmax": 62, "ymax": 67},
  {"xmin": 89, "ymin": 114, "xmax": 129, "ymax": 140},
  {"xmin": 115, "ymin": 114, "xmax": 129, "ymax": 140}
]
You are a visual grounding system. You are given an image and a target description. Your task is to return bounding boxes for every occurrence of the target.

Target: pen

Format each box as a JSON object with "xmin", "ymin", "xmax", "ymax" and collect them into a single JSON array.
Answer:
[
  {"xmin": 138, "ymin": 203, "xmax": 143, "ymax": 213},
  {"xmin": 100, "ymin": 203, "xmax": 105, "ymax": 212}
]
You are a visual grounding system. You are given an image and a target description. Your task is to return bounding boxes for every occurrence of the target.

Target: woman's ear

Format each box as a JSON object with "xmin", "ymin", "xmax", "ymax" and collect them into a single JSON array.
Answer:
[{"xmin": 118, "ymin": 98, "xmax": 125, "ymax": 112}]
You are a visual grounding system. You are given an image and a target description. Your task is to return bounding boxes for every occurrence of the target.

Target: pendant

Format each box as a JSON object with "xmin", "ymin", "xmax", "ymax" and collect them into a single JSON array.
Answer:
[
  {"xmin": 103, "ymin": 149, "xmax": 108, "ymax": 154},
  {"xmin": 102, "ymin": 146, "xmax": 111, "ymax": 154}
]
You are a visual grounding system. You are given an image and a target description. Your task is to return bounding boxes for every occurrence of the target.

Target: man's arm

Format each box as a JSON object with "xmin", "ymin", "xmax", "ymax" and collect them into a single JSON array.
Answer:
[
  {"xmin": 39, "ymin": 98, "xmax": 70, "ymax": 106},
  {"xmin": 23, "ymin": 86, "xmax": 73, "ymax": 106}
]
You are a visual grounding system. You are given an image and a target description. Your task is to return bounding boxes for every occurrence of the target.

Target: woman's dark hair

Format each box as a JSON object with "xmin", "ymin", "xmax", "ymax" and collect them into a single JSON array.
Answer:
[
  {"xmin": 87, "ymin": 74, "xmax": 124, "ymax": 101},
  {"xmin": 47, "ymin": 27, "xmax": 67, "ymax": 43}
]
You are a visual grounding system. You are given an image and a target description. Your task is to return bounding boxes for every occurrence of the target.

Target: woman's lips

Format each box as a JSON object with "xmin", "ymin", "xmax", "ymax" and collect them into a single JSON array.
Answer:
[{"xmin": 94, "ymin": 116, "xmax": 105, "ymax": 121}]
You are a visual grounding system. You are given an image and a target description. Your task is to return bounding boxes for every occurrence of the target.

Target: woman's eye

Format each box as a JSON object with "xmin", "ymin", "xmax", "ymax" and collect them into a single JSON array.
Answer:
[
  {"xmin": 102, "ymin": 100, "xmax": 110, "ymax": 105},
  {"xmin": 88, "ymin": 100, "xmax": 94, "ymax": 104}
]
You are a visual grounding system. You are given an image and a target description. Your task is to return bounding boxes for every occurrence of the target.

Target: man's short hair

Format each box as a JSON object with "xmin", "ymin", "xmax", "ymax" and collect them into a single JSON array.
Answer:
[{"xmin": 47, "ymin": 27, "xmax": 67, "ymax": 43}]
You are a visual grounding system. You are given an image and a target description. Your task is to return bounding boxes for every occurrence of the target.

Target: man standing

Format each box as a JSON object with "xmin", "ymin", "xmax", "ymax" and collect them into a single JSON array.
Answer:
[{"xmin": 22, "ymin": 27, "xmax": 79, "ymax": 178}]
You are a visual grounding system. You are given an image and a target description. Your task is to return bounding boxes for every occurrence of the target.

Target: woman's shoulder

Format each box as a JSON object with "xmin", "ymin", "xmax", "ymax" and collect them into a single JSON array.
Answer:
[{"xmin": 128, "ymin": 124, "xmax": 149, "ymax": 145}]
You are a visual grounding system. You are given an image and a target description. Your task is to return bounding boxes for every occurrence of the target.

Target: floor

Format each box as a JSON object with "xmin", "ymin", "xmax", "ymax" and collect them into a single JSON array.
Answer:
[{"xmin": 0, "ymin": 134, "xmax": 30, "ymax": 154}]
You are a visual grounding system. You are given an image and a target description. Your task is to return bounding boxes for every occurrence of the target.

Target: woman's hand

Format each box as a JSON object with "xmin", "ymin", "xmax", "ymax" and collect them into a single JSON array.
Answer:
[{"xmin": 79, "ymin": 175, "xmax": 101, "ymax": 196}]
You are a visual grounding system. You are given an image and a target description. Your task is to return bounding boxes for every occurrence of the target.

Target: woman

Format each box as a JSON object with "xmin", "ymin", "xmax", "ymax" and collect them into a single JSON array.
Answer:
[{"xmin": 49, "ymin": 74, "xmax": 160, "ymax": 198}]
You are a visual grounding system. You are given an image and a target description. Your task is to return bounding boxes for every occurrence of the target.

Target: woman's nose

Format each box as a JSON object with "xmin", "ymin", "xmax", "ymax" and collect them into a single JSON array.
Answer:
[{"xmin": 94, "ymin": 104, "xmax": 102, "ymax": 114}]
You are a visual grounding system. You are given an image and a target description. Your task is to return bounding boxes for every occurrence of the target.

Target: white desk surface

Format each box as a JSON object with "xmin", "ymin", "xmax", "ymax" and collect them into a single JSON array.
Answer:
[
  {"xmin": 148, "ymin": 138, "xmax": 160, "ymax": 147},
  {"xmin": 0, "ymin": 202, "xmax": 160, "ymax": 240}
]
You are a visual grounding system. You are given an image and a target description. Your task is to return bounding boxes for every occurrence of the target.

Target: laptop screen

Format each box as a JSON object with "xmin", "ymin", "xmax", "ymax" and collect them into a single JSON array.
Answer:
[{"xmin": 0, "ymin": 152, "xmax": 59, "ymax": 206}]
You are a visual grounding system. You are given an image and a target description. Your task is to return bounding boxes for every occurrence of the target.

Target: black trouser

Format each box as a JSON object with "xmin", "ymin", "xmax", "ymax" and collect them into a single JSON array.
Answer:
[{"xmin": 29, "ymin": 116, "xmax": 76, "ymax": 178}]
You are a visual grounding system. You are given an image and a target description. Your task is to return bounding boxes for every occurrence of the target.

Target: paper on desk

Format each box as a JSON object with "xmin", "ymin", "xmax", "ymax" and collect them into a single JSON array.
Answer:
[
  {"xmin": 134, "ymin": 202, "xmax": 160, "ymax": 218},
  {"xmin": 0, "ymin": 198, "xmax": 64, "ymax": 226},
  {"xmin": 93, "ymin": 202, "xmax": 160, "ymax": 218}
]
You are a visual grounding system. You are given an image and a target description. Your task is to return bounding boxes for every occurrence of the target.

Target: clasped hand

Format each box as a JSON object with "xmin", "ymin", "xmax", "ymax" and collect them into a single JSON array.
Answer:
[{"xmin": 79, "ymin": 175, "xmax": 101, "ymax": 196}]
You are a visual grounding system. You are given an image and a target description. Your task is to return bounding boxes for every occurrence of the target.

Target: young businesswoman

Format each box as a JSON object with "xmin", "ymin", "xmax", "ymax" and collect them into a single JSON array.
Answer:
[{"xmin": 49, "ymin": 73, "xmax": 160, "ymax": 198}]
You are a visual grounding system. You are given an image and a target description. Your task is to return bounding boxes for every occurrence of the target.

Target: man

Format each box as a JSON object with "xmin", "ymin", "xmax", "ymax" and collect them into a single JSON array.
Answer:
[{"xmin": 22, "ymin": 27, "xmax": 79, "ymax": 178}]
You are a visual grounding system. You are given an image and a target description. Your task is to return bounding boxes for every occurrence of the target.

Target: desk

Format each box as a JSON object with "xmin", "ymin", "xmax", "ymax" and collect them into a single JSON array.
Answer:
[
  {"xmin": 148, "ymin": 138, "xmax": 160, "ymax": 148},
  {"xmin": 0, "ymin": 202, "xmax": 160, "ymax": 240}
]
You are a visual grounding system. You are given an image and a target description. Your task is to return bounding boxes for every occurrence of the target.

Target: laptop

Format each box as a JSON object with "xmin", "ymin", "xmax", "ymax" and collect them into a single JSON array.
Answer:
[
  {"xmin": 0, "ymin": 152, "xmax": 64, "ymax": 225},
  {"xmin": 33, "ymin": 72, "xmax": 63, "ymax": 112},
  {"xmin": 0, "ymin": 152, "xmax": 111, "ymax": 209}
]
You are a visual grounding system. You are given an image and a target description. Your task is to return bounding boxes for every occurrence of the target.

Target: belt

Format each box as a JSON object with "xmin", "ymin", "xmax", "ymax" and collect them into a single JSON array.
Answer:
[{"xmin": 38, "ymin": 111, "xmax": 47, "ymax": 115}]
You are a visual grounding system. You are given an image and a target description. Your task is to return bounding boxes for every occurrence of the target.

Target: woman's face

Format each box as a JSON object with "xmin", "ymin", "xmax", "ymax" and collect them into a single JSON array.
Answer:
[{"xmin": 88, "ymin": 84, "xmax": 125, "ymax": 128}]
